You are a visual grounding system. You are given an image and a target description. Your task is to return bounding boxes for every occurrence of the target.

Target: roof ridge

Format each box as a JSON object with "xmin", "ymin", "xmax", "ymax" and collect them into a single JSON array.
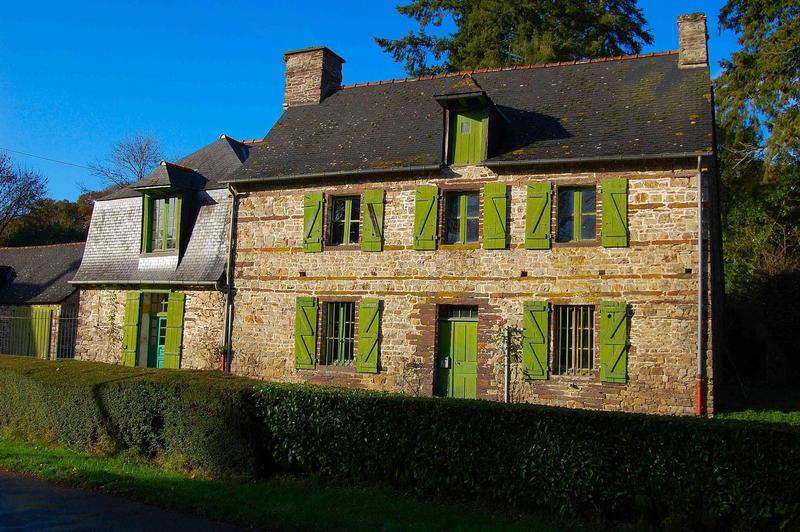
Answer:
[
  {"xmin": 220, "ymin": 133, "xmax": 262, "ymax": 146},
  {"xmin": 0, "ymin": 241, "xmax": 85, "ymax": 251},
  {"xmin": 341, "ymin": 50, "xmax": 679, "ymax": 89}
]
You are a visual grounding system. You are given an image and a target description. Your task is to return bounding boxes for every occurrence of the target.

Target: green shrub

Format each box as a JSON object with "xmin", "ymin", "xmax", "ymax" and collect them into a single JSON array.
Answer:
[
  {"xmin": 0, "ymin": 357, "xmax": 267, "ymax": 476},
  {"xmin": 1, "ymin": 356, "xmax": 799, "ymax": 529}
]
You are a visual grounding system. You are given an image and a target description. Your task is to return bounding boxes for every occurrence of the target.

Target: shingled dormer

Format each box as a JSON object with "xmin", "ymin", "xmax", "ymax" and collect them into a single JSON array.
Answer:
[{"xmin": 434, "ymin": 74, "xmax": 506, "ymax": 166}]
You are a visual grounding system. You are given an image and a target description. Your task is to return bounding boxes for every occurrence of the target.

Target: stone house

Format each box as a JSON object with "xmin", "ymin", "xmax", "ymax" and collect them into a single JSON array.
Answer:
[
  {"xmin": 71, "ymin": 137, "xmax": 251, "ymax": 370},
  {"xmin": 73, "ymin": 13, "xmax": 722, "ymax": 416},
  {"xmin": 0, "ymin": 242, "xmax": 84, "ymax": 359}
]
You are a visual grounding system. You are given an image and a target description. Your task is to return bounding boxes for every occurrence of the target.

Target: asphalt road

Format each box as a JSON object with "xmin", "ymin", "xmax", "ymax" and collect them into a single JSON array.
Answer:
[{"xmin": 0, "ymin": 471, "xmax": 247, "ymax": 531}]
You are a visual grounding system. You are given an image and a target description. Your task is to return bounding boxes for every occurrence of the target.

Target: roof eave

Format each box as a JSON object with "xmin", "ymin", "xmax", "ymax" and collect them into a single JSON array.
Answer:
[
  {"xmin": 222, "ymin": 163, "xmax": 444, "ymax": 185},
  {"xmin": 69, "ymin": 279, "xmax": 220, "ymax": 286}
]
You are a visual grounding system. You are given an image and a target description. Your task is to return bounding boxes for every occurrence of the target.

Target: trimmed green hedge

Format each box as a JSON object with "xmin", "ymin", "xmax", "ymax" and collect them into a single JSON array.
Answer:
[{"xmin": 1, "ymin": 356, "xmax": 799, "ymax": 529}]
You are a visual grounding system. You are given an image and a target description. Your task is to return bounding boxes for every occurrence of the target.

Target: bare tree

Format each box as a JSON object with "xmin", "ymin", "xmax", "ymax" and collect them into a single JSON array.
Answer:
[
  {"xmin": 0, "ymin": 153, "xmax": 48, "ymax": 240},
  {"xmin": 89, "ymin": 133, "xmax": 164, "ymax": 187}
]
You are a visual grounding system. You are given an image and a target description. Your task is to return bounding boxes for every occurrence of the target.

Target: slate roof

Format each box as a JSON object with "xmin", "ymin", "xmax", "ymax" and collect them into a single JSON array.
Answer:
[
  {"xmin": 0, "ymin": 243, "xmax": 84, "ymax": 304},
  {"xmin": 227, "ymin": 52, "xmax": 714, "ymax": 183},
  {"xmin": 102, "ymin": 135, "xmax": 249, "ymax": 201},
  {"xmin": 73, "ymin": 135, "xmax": 247, "ymax": 285},
  {"xmin": 130, "ymin": 161, "xmax": 204, "ymax": 191}
]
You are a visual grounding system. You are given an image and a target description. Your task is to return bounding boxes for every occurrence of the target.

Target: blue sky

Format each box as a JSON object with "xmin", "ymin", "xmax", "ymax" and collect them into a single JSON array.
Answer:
[{"xmin": 0, "ymin": 1, "xmax": 737, "ymax": 201}]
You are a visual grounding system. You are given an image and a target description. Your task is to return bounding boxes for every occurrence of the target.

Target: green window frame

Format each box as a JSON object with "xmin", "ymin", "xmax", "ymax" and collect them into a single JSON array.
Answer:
[
  {"xmin": 444, "ymin": 191, "xmax": 479, "ymax": 244},
  {"xmin": 142, "ymin": 194, "xmax": 182, "ymax": 252},
  {"xmin": 557, "ymin": 187, "xmax": 596, "ymax": 242},
  {"xmin": 554, "ymin": 305, "xmax": 595, "ymax": 376},
  {"xmin": 321, "ymin": 301, "xmax": 356, "ymax": 365},
  {"xmin": 329, "ymin": 196, "xmax": 360, "ymax": 246}
]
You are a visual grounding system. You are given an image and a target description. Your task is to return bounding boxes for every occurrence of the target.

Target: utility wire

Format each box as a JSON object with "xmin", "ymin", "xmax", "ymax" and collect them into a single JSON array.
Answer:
[{"xmin": 0, "ymin": 146, "xmax": 94, "ymax": 171}]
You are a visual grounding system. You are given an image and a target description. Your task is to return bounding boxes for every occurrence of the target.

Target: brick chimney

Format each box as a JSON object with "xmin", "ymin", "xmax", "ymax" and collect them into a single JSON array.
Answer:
[
  {"xmin": 283, "ymin": 46, "xmax": 345, "ymax": 109},
  {"xmin": 677, "ymin": 13, "xmax": 708, "ymax": 68}
]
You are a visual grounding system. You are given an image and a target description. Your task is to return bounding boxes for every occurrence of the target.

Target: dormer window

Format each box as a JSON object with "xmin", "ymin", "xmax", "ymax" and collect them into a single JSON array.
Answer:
[
  {"xmin": 142, "ymin": 194, "xmax": 182, "ymax": 253},
  {"xmin": 434, "ymin": 74, "xmax": 505, "ymax": 168}
]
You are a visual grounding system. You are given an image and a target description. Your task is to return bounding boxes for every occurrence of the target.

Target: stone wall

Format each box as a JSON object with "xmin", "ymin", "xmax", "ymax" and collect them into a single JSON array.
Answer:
[
  {"xmin": 229, "ymin": 161, "xmax": 719, "ymax": 416},
  {"xmin": 75, "ymin": 286, "xmax": 225, "ymax": 370}
]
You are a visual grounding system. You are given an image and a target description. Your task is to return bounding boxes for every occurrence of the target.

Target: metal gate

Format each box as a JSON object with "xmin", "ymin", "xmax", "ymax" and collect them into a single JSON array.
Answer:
[{"xmin": 0, "ymin": 305, "xmax": 77, "ymax": 359}]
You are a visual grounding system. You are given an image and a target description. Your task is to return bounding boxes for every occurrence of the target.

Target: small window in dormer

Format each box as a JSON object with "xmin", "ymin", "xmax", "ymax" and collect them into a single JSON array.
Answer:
[
  {"xmin": 142, "ymin": 194, "xmax": 182, "ymax": 253},
  {"xmin": 450, "ymin": 110, "xmax": 487, "ymax": 165}
]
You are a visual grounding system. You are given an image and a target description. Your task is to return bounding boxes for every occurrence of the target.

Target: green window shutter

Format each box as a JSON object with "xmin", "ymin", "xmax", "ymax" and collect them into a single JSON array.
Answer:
[
  {"xmin": 483, "ymin": 183, "xmax": 507, "ymax": 249},
  {"xmin": 295, "ymin": 296, "xmax": 318, "ymax": 369},
  {"xmin": 356, "ymin": 298, "xmax": 380, "ymax": 373},
  {"xmin": 525, "ymin": 182, "xmax": 552, "ymax": 249},
  {"xmin": 602, "ymin": 178, "xmax": 628, "ymax": 247},
  {"xmin": 361, "ymin": 189, "xmax": 385, "ymax": 252},
  {"xmin": 600, "ymin": 301, "xmax": 628, "ymax": 383},
  {"xmin": 122, "ymin": 292, "xmax": 141, "ymax": 367},
  {"xmin": 522, "ymin": 301, "xmax": 549, "ymax": 380},
  {"xmin": 303, "ymin": 192, "xmax": 324, "ymax": 253},
  {"xmin": 173, "ymin": 195, "xmax": 183, "ymax": 251},
  {"xmin": 31, "ymin": 307, "xmax": 52, "ymax": 359},
  {"xmin": 413, "ymin": 186, "xmax": 439, "ymax": 250},
  {"xmin": 164, "ymin": 292, "xmax": 185, "ymax": 369},
  {"xmin": 141, "ymin": 196, "xmax": 152, "ymax": 253}
]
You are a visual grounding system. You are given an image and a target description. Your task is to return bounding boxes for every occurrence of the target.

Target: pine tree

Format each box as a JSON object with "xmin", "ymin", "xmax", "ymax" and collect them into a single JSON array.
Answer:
[{"xmin": 375, "ymin": 0, "xmax": 653, "ymax": 76}]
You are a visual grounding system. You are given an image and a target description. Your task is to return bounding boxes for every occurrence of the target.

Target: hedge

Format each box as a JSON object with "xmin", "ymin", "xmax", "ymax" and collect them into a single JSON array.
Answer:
[{"xmin": 1, "ymin": 356, "xmax": 799, "ymax": 529}]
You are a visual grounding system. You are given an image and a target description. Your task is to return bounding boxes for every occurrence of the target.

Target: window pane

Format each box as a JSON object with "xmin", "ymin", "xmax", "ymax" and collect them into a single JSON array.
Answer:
[
  {"xmin": 557, "ymin": 190, "xmax": 574, "ymax": 242},
  {"xmin": 165, "ymin": 198, "xmax": 177, "ymax": 249},
  {"xmin": 332, "ymin": 198, "xmax": 346, "ymax": 222},
  {"xmin": 444, "ymin": 193, "xmax": 461, "ymax": 244},
  {"xmin": 466, "ymin": 192, "xmax": 479, "ymax": 218},
  {"xmin": 330, "ymin": 222, "xmax": 344, "ymax": 245},
  {"xmin": 581, "ymin": 188, "xmax": 596, "ymax": 213},
  {"xmin": 581, "ymin": 214, "xmax": 596, "ymax": 240},
  {"xmin": 151, "ymin": 199, "xmax": 164, "ymax": 250},
  {"xmin": 348, "ymin": 198, "xmax": 360, "ymax": 244},
  {"xmin": 466, "ymin": 218, "xmax": 479, "ymax": 242}
]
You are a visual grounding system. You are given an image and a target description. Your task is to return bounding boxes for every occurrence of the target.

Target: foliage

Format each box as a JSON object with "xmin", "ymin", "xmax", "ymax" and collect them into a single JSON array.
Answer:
[
  {"xmin": 0, "ymin": 191, "xmax": 97, "ymax": 247},
  {"xmin": 0, "ymin": 154, "xmax": 48, "ymax": 240},
  {"xmin": 716, "ymin": 0, "xmax": 799, "ymax": 170},
  {"xmin": 0, "ymin": 438, "xmax": 570, "ymax": 532},
  {"xmin": 1, "ymin": 356, "xmax": 798, "ymax": 529},
  {"xmin": 89, "ymin": 133, "xmax": 165, "ymax": 187},
  {"xmin": 375, "ymin": 0, "xmax": 653, "ymax": 76}
]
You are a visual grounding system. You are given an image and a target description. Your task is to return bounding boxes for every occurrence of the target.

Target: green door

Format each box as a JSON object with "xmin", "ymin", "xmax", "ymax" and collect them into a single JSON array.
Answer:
[
  {"xmin": 436, "ymin": 308, "xmax": 478, "ymax": 399},
  {"xmin": 147, "ymin": 316, "xmax": 167, "ymax": 369}
]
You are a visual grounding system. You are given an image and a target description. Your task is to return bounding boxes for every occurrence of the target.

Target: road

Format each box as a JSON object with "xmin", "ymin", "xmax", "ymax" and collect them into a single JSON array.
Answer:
[{"xmin": 0, "ymin": 471, "xmax": 247, "ymax": 531}]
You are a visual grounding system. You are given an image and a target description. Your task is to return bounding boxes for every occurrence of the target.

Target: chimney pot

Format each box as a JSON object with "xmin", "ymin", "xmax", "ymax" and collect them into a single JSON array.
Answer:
[
  {"xmin": 677, "ymin": 13, "xmax": 708, "ymax": 68},
  {"xmin": 283, "ymin": 46, "xmax": 345, "ymax": 109}
]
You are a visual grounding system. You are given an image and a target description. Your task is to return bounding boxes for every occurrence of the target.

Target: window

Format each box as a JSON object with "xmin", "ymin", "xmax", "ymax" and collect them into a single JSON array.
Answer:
[
  {"xmin": 330, "ymin": 196, "xmax": 360, "ymax": 245},
  {"xmin": 441, "ymin": 305, "xmax": 479, "ymax": 320},
  {"xmin": 321, "ymin": 301, "xmax": 356, "ymax": 365},
  {"xmin": 444, "ymin": 191, "xmax": 479, "ymax": 244},
  {"xmin": 450, "ymin": 110, "xmax": 487, "ymax": 165},
  {"xmin": 145, "ymin": 195, "xmax": 180, "ymax": 252},
  {"xmin": 557, "ymin": 187, "xmax": 596, "ymax": 242},
  {"xmin": 554, "ymin": 305, "xmax": 594, "ymax": 375}
]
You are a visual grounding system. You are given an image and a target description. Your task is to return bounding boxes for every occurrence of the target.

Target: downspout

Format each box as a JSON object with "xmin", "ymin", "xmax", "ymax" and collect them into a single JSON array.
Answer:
[
  {"xmin": 223, "ymin": 184, "xmax": 241, "ymax": 373},
  {"xmin": 696, "ymin": 155, "xmax": 705, "ymax": 416},
  {"xmin": 504, "ymin": 328, "xmax": 511, "ymax": 403}
]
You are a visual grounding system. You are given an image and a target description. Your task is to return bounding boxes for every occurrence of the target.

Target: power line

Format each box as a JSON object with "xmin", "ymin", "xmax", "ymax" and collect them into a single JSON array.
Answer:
[{"xmin": 0, "ymin": 146, "xmax": 94, "ymax": 172}]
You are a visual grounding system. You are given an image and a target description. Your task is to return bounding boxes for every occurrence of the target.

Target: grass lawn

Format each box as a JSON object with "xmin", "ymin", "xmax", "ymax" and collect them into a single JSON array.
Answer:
[
  {"xmin": 717, "ymin": 386, "xmax": 800, "ymax": 425},
  {"xmin": 0, "ymin": 437, "xmax": 582, "ymax": 531}
]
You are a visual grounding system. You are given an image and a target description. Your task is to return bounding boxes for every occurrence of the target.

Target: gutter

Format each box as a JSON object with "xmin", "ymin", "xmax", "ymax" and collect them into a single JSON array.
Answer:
[
  {"xmin": 69, "ymin": 279, "xmax": 218, "ymax": 286},
  {"xmin": 220, "ymin": 164, "xmax": 443, "ymax": 185},
  {"xmin": 223, "ymin": 184, "xmax": 243, "ymax": 373}
]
